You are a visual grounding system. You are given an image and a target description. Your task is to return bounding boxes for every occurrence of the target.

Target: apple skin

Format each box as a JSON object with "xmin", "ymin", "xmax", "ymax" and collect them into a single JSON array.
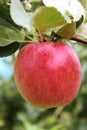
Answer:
[{"xmin": 14, "ymin": 42, "xmax": 82, "ymax": 108}]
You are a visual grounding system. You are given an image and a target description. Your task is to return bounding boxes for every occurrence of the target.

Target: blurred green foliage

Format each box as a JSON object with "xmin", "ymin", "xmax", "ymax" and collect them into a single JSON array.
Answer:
[{"xmin": 0, "ymin": 0, "xmax": 87, "ymax": 130}]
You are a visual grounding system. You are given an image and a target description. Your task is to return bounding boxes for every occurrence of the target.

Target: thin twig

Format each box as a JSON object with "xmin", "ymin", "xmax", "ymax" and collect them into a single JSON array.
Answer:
[
  {"xmin": 71, "ymin": 37, "xmax": 87, "ymax": 44},
  {"xmin": 18, "ymin": 40, "xmax": 37, "ymax": 43}
]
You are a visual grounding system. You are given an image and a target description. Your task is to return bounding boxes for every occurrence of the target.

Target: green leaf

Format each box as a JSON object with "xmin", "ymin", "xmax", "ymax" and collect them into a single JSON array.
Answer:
[
  {"xmin": 0, "ymin": 26, "xmax": 24, "ymax": 46},
  {"xmin": 10, "ymin": 0, "xmax": 33, "ymax": 32},
  {"xmin": 0, "ymin": 17, "xmax": 16, "ymax": 30},
  {"xmin": 0, "ymin": 42, "xmax": 19, "ymax": 57},
  {"xmin": 34, "ymin": 6, "xmax": 71, "ymax": 32},
  {"xmin": 0, "ymin": 5, "xmax": 21, "ymax": 31},
  {"xmin": 51, "ymin": 31, "xmax": 61, "ymax": 38},
  {"xmin": 76, "ymin": 15, "xmax": 84, "ymax": 28},
  {"xmin": 57, "ymin": 21, "xmax": 76, "ymax": 39}
]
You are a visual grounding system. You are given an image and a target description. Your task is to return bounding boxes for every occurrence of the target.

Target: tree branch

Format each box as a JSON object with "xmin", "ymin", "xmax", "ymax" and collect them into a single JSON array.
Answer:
[{"xmin": 71, "ymin": 37, "xmax": 87, "ymax": 44}]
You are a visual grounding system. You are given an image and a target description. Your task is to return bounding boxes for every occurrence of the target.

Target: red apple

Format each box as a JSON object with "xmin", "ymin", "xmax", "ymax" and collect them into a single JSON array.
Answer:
[{"xmin": 14, "ymin": 42, "xmax": 82, "ymax": 108}]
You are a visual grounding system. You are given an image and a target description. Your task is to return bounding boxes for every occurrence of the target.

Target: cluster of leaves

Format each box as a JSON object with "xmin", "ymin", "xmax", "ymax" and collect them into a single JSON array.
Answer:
[{"xmin": 0, "ymin": 0, "xmax": 84, "ymax": 57}]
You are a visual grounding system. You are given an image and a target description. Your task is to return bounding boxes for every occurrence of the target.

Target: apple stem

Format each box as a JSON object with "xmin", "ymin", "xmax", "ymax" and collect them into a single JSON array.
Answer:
[
  {"xmin": 71, "ymin": 37, "xmax": 87, "ymax": 44},
  {"xmin": 37, "ymin": 30, "xmax": 44, "ymax": 42}
]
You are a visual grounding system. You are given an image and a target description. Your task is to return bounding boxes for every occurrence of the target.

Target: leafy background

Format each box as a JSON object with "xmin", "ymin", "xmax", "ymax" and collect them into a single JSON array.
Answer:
[{"xmin": 0, "ymin": 0, "xmax": 87, "ymax": 130}]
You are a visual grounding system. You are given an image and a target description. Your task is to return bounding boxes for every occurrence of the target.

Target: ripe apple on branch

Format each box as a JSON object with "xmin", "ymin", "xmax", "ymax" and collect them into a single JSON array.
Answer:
[
  {"xmin": 0, "ymin": 0, "xmax": 87, "ymax": 109},
  {"xmin": 14, "ymin": 41, "xmax": 82, "ymax": 108}
]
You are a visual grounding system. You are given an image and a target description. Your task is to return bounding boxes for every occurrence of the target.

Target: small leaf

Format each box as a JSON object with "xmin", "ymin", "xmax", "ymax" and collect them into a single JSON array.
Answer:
[
  {"xmin": 0, "ymin": 5, "xmax": 21, "ymax": 30},
  {"xmin": 76, "ymin": 15, "xmax": 84, "ymax": 28},
  {"xmin": 51, "ymin": 31, "xmax": 61, "ymax": 38},
  {"xmin": 10, "ymin": 0, "xmax": 33, "ymax": 32},
  {"xmin": 0, "ymin": 17, "xmax": 17, "ymax": 31},
  {"xmin": 34, "ymin": 6, "xmax": 71, "ymax": 32},
  {"xmin": 0, "ymin": 26, "xmax": 24, "ymax": 46},
  {"xmin": 0, "ymin": 42, "xmax": 19, "ymax": 57},
  {"xmin": 57, "ymin": 21, "xmax": 76, "ymax": 39}
]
